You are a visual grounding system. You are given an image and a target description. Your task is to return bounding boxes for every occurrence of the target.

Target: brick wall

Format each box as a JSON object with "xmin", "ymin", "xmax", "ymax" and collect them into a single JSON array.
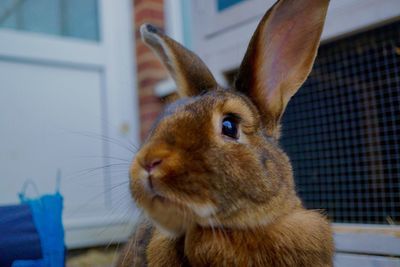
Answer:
[{"xmin": 134, "ymin": 0, "xmax": 168, "ymax": 140}]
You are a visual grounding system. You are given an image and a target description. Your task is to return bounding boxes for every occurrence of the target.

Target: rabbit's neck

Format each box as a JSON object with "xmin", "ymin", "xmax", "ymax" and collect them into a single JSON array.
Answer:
[
  {"xmin": 196, "ymin": 193, "xmax": 302, "ymax": 229},
  {"xmin": 185, "ymin": 208, "xmax": 333, "ymax": 267}
]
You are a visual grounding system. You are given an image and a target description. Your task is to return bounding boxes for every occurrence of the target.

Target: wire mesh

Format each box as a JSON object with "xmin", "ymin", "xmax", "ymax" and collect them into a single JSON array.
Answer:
[{"xmin": 281, "ymin": 21, "xmax": 400, "ymax": 224}]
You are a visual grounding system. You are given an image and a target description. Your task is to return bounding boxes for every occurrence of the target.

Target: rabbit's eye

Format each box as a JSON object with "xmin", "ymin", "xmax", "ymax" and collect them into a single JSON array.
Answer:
[{"xmin": 222, "ymin": 116, "xmax": 239, "ymax": 139}]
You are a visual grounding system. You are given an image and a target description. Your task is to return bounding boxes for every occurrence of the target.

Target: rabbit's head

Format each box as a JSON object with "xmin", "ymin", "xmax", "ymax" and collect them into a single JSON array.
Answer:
[{"xmin": 130, "ymin": 0, "xmax": 329, "ymax": 237}]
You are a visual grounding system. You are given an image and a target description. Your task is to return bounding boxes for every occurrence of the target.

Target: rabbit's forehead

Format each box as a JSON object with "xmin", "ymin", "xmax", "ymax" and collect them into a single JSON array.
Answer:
[
  {"xmin": 162, "ymin": 90, "xmax": 256, "ymax": 118},
  {"xmin": 162, "ymin": 96, "xmax": 202, "ymax": 117}
]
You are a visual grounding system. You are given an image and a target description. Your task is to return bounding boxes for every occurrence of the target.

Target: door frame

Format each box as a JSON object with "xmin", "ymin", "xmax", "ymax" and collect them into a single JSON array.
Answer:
[{"xmin": 0, "ymin": 0, "xmax": 140, "ymax": 248}]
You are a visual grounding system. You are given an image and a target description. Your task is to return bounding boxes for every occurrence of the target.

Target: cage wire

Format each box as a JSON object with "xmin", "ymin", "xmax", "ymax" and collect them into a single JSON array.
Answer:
[{"xmin": 281, "ymin": 21, "xmax": 400, "ymax": 225}]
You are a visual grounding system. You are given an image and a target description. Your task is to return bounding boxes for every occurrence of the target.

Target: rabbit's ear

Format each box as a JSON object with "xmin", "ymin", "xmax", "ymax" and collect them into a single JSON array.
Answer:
[
  {"xmin": 141, "ymin": 24, "xmax": 217, "ymax": 97},
  {"xmin": 235, "ymin": 0, "xmax": 329, "ymax": 137}
]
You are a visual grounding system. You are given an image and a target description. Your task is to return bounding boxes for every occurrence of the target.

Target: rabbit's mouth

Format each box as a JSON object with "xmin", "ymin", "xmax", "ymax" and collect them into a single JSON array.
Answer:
[
  {"xmin": 143, "ymin": 174, "xmax": 161, "ymax": 197},
  {"xmin": 146, "ymin": 180, "xmax": 217, "ymax": 219},
  {"xmin": 131, "ymin": 166, "xmax": 187, "ymax": 209}
]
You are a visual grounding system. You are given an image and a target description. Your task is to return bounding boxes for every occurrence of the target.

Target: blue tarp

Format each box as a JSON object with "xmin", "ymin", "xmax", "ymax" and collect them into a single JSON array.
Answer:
[
  {"xmin": 0, "ymin": 190, "xmax": 65, "ymax": 267},
  {"xmin": 0, "ymin": 204, "xmax": 43, "ymax": 266}
]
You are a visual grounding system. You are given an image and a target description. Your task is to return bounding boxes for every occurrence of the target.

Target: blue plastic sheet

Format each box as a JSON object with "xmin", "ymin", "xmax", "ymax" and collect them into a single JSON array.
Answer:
[
  {"xmin": 0, "ymin": 204, "xmax": 43, "ymax": 266},
  {"xmin": 0, "ymin": 183, "xmax": 65, "ymax": 267}
]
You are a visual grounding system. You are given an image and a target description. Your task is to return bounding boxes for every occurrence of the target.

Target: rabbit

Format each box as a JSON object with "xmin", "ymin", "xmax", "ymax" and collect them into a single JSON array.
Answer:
[{"xmin": 117, "ymin": 0, "xmax": 334, "ymax": 266}]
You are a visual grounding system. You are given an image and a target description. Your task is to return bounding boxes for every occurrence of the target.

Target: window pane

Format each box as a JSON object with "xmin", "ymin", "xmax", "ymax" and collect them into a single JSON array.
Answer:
[
  {"xmin": 0, "ymin": 0, "xmax": 17, "ymax": 28},
  {"xmin": 63, "ymin": 0, "xmax": 99, "ymax": 41},
  {"xmin": 0, "ymin": 0, "xmax": 99, "ymax": 41},
  {"xmin": 20, "ymin": 0, "xmax": 61, "ymax": 35},
  {"xmin": 217, "ymin": 0, "xmax": 247, "ymax": 12}
]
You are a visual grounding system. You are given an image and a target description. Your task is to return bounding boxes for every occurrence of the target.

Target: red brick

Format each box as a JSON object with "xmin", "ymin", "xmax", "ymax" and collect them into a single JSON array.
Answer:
[
  {"xmin": 136, "ymin": 41, "xmax": 152, "ymax": 55},
  {"xmin": 140, "ymin": 111, "xmax": 160, "ymax": 121},
  {"xmin": 138, "ymin": 69, "xmax": 167, "ymax": 84},
  {"xmin": 135, "ymin": 9, "xmax": 164, "ymax": 23},
  {"xmin": 133, "ymin": 0, "xmax": 167, "ymax": 140},
  {"xmin": 139, "ymin": 95, "xmax": 161, "ymax": 104},
  {"xmin": 135, "ymin": 1, "xmax": 163, "ymax": 15},
  {"xmin": 135, "ymin": 0, "xmax": 163, "ymax": 7},
  {"xmin": 137, "ymin": 60, "xmax": 164, "ymax": 73}
]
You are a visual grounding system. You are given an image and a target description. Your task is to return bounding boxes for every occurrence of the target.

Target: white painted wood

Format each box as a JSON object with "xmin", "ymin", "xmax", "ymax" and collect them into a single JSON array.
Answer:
[
  {"xmin": 155, "ymin": 79, "xmax": 176, "ymax": 98},
  {"xmin": 333, "ymin": 224, "xmax": 400, "ymax": 256},
  {"xmin": 191, "ymin": 0, "xmax": 400, "ymax": 82},
  {"xmin": 0, "ymin": 61, "xmax": 105, "ymax": 211},
  {"xmin": 165, "ymin": 0, "xmax": 185, "ymax": 44},
  {"xmin": 65, "ymin": 214, "xmax": 139, "ymax": 248},
  {"xmin": 335, "ymin": 232, "xmax": 400, "ymax": 256},
  {"xmin": 99, "ymin": 0, "xmax": 139, "ymax": 215},
  {"xmin": 335, "ymin": 253, "xmax": 400, "ymax": 267},
  {"xmin": 0, "ymin": 0, "xmax": 139, "ymax": 248},
  {"xmin": 323, "ymin": 0, "xmax": 400, "ymax": 41},
  {"xmin": 0, "ymin": 29, "xmax": 104, "ymax": 68},
  {"xmin": 198, "ymin": 0, "xmax": 273, "ymax": 37}
]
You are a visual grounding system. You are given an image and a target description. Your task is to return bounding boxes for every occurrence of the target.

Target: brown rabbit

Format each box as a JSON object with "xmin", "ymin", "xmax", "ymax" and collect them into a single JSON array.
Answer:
[{"xmin": 117, "ymin": 0, "xmax": 333, "ymax": 266}]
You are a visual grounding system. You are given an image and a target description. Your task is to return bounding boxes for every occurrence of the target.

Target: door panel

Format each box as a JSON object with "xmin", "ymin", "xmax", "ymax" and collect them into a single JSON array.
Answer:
[{"xmin": 0, "ymin": 60, "xmax": 106, "ymax": 214}]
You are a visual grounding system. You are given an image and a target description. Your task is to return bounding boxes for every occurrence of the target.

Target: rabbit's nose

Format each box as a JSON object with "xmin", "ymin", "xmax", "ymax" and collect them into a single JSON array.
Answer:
[{"xmin": 144, "ymin": 158, "xmax": 162, "ymax": 173}]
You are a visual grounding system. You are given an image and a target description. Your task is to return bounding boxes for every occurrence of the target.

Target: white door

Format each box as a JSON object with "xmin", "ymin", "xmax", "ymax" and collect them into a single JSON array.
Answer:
[{"xmin": 0, "ymin": 0, "xmax": 139, "ymax": 248}]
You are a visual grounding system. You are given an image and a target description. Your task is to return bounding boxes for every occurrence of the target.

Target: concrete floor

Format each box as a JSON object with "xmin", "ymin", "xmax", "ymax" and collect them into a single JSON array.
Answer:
[{"xmin": 67, "ymin": 245, "xmax": 123, "ymax": 267}]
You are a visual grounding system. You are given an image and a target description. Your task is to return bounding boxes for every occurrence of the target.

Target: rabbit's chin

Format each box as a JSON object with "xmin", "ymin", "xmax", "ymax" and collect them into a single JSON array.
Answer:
[
  {"xmin": 139, "ymin": 194, "xmax": 190, "ymax": 237},
  {"xmin": 146, "ymin": 202, "xmax": 223, "ymax": 237},
  {"xmin": 137, "ymin": 189, "xmax": 218, "ymax": 237}
]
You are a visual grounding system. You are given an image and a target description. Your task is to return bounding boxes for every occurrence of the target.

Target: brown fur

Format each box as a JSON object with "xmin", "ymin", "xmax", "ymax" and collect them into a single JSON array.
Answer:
[
  {"xmin": 147, "ymin": 229, "xmax": 189, "ymax": 267},
  {"xmin": 185, "ymin": 210, "xmax": 332, "ymax": 267},
  {"xmin": 116, "ymin": 219, "xmax": 153, "ymax": 267},
  {"xmin": 117, "ymin": 0, "xmax": 333, "ymax": 266}
]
